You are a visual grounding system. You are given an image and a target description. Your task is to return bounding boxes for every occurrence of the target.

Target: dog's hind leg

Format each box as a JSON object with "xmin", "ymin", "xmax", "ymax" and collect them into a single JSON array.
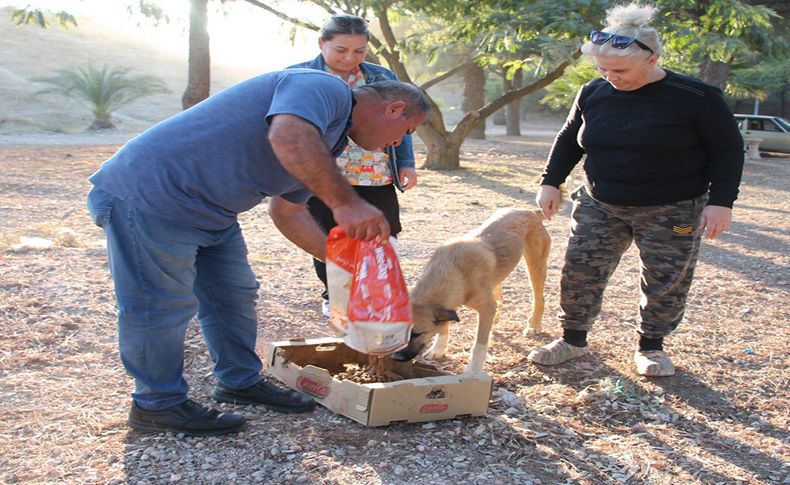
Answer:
[
  {"xmin": 493, "ymin": 284, "xmax": 504, "ymax": 325},
  {"xmin": 486, "ymin": 285, "xmax": 503, "ymax": 349},
  {"xmin": 522, "ymin": 225, "xmax": 551, "ymax": 336},
  {"xmin": 466, "ymin": 295, "xmax": 498, "ymax": 373}
]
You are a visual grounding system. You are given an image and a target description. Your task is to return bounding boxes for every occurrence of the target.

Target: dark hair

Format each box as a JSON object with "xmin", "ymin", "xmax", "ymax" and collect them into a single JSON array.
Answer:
[
  {"xmin": 320, "ymin": 14, "xmax": 370, "ymax": 41},
  {"xmin": 355, "ymin": 80, "xmax": 432, "ymax": 120}
]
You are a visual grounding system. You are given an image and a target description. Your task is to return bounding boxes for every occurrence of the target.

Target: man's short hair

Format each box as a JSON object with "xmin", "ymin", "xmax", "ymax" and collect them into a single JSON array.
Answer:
[{"xmin": 356, "ymin": 81, "xmax": 432, "ymax": 119}]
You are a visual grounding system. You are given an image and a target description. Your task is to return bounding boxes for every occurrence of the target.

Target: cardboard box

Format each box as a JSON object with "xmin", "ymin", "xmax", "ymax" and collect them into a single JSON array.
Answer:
[{"xmin": 265, "ymin": 337, "xmax": 493, "ymax": 427}]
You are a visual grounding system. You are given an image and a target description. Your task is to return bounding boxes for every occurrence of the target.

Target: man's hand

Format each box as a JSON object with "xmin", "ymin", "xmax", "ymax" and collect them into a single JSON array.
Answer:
[
  {"xmin": 536, "ymin": 185, "xmax": 561, "ymax": 221},
  {"xmin": 268, "ymin": 114, "xmax": 390, "ymax": 241},
  {"xmin": 700, "ymin": 205, "xmax": 732, "ymax": 240},
  {"xmin": 399, "ymin": 167, "xmax": 418, "ymax": 191},
  {"xmin": 333, "ymin": 199, "xmax": 391, "ymax": 241},
  {"xmin": 268, "ymin": 197, "xmax": 326, "ymax": 261}
]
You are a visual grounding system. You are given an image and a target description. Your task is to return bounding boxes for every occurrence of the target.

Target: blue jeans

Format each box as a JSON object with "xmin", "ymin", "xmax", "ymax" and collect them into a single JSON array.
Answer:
[{"xmin": 87, "ymin": 187, "xmax": 262, "ymax": 410}]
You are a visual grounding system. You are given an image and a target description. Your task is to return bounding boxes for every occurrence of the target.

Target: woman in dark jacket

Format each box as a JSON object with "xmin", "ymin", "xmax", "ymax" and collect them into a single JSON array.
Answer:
[{"xmin": 288, "ymin": 14, "xmax": 418, "ymax": 317}]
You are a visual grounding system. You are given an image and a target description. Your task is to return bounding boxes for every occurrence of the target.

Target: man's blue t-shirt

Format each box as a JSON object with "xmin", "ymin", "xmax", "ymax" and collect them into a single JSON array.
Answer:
[{"xmin": 89, "ymin": 69, "xmax": 353, "ymax": 230}]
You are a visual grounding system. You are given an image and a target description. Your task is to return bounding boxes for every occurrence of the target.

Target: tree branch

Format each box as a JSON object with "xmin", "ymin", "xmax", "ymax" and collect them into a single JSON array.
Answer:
[
  {"xmin": 478, "ymin": 49, "xmax": 580, "ymax": 120},
  {"xmin": 365, "ymin": 34, "xmax": 386, "ymax": 65},
  {"xmin": 375, "ymin": 4, "xmax": 413, "ymax": 83},
  {"xmin": 309, "ymin": 0, "xmax": 338, "ymax": 16},
  {"xmin": 452, "ymin": 49, "xmax": 581, "ymax": 139},
  {"xmin": 420, "ymin": 60, "xmax": 476, "ymax": 91},
  {"xmin": 242, "ymin": 0, "xmax": 320, "ymax": 31}
]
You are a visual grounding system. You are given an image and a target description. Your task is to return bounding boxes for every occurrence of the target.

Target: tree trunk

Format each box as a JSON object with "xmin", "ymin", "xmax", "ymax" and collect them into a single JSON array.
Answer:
[
  {"xmin": 505, "ymin": 69, "xmax": 523, "ymax": 136},
  {"xmin": 462, "ymin": 63, "xmax": 486, "ymax": 140},
  {"xmin": 492, "ymin": 109, "xmax": 506, "ymax": 125},
  {"xmin": 182, "ymin": 0, "xmax": 210, "ymax": 110},
  {"xmin": 419, "ymin": 50, "xmax": 580, "ymax": 170},
  {"xmin": 494, "ymin": 69, "xmax": 508, "ymax": 126},
  {"xmin": 418, "ymin": 121, "xmax": 459, "ymax": 170},
  {"xmin": 698, "ymin": 56, "xmax": 730, "ymax": 91},
  {"xmin": 423, "ymin": 136, "xmax": 462, "ymax": 170}
]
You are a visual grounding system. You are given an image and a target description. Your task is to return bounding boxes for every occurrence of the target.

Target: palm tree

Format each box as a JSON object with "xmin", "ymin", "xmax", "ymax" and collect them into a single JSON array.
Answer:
[{"xmin": 33, "ymin": 64, "xmax": 170, "ymax": 130}]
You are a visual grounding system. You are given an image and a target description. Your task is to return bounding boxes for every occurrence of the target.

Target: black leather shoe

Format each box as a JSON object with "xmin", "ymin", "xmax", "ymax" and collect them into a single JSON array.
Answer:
[
  {"xmin": 128, "ymin": 399, "xmax": 245, "ymax": 436},
  {"xmin": 212, "ymin": 378, "xmax": 316, "ymax": 413}
]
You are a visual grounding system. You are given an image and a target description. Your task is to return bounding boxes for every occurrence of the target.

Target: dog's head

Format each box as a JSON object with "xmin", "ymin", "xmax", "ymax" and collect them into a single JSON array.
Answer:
[{"xmin": 391, "ymin": 303, "xmax": 459, "ymax": 361}]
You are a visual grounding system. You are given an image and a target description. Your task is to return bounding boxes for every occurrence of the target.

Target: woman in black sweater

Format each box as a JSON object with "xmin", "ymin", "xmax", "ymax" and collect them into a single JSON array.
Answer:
[{"xmin": 528, "ymin": 3, "xmax": 743, "ymax": 376}]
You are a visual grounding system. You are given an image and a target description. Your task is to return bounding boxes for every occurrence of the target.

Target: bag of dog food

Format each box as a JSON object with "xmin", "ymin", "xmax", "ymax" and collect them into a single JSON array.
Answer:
[
  {"xmin": 325, "ymin": 227, "xmax": 413, "ymax": 355},
  {"xmin": 325, "ymin": 227, "xmax": 358, "ymax": 337}
]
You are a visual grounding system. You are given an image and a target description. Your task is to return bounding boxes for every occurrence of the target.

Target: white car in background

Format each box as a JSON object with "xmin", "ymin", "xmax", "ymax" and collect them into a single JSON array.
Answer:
[{"xmin": 734, "ymin": 114, "xmax": 790, "ymax": 154}]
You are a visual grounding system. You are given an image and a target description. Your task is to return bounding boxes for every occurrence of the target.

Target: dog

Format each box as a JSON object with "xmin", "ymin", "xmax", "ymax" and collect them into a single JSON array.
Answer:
[{"xmin": 392, "ymin": 208, "xmax": 550, "ymax": 372}]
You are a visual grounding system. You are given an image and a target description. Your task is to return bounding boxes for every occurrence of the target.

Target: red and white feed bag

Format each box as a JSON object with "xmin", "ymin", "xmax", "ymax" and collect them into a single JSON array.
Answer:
[{"xmin": 325, "ymin": 227, "xmax": 413, "ymax": 355}]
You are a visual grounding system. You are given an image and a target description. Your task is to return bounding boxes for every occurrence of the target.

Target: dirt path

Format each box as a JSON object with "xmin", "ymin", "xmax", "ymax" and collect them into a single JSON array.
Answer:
[{"xmin": 0, "ymin": 139, "xmax": 788, "ymax": 484}]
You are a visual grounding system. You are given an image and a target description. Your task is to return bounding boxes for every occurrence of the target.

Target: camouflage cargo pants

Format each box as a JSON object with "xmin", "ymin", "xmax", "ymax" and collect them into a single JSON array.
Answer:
[{"xmin": 559, "ymin": 186, "xmax": 706, "ymax": 338}]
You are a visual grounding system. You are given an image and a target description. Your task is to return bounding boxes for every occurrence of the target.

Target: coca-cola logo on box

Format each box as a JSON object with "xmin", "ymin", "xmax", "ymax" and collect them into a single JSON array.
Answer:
[
  {"xmin": 419, "ymin": 403, "xmax": 449, "ymax": 413},
  {"xmin": 296, "ymin": 376, "xmax": 330, "ymax": 398}
]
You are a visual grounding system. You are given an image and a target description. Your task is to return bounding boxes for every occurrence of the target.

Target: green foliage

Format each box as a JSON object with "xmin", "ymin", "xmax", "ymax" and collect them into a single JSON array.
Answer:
[
  {"xmin": 33, "ymin": 64, "xmax": 170, "ymax": 130},
  {"xmin": 655, "ymin": 0, "xmax": 781, "ymax": 66},
  {"xmin": 11, "ymin": 8, "xmax": 78, "ymax": 29},
  {"xmin": 540, "ymin": 0, "xmax": 787, "ymax": 110},
  {"xmin": 128, "ymin": 0, "xmax": 170, "ymax": 24},
  {"xmin": 404, "ymin": 0, "xmax": 608, "ymax": 66},
  {"xmin": 540, "ymin": 59, "xmax": 598, "ymax": 110},
  {"xmin": 485, "ymin": 76, "xmax": 503, "ymax": 100},
  {"xmin": 11, "ymin": 1, "xmax": 177, "ymax": 32},
  {"xmin": 729, "ymin": 57, "xmax": 790, "ymax": 100},
  {"xmin": 397, "ymin": 13, "xmax": 468, "ymax": 74}
]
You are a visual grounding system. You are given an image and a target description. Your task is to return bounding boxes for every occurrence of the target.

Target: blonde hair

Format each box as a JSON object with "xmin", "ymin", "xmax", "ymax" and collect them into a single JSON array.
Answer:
[{"xmin": 581, "ymin": 3, "xmax": 663, "ymax": 58}]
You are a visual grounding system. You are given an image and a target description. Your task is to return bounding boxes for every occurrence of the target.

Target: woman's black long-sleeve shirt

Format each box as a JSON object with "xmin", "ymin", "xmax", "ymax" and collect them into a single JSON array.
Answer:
[{"xmin": 540, "ymin": 70, "xmax": 744, "ymax": 208}]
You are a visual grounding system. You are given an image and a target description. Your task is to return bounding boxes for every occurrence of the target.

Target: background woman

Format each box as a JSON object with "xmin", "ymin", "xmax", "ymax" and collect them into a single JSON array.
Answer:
[{"xmin": 289, "ymin": 14, "xmax": 418, "ymax": 317}]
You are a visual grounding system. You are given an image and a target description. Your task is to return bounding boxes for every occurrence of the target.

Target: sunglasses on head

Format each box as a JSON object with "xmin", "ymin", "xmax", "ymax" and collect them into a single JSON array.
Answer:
[{"xmin": 590, "ymin": 30, "xmax": 654, "ymax": 54}]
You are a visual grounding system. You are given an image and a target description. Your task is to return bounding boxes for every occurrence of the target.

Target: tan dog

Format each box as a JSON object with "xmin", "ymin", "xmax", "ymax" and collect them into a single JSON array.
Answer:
[{"xmin": 392, "ymin": 208, "xmax": 550, "ymax": 372}]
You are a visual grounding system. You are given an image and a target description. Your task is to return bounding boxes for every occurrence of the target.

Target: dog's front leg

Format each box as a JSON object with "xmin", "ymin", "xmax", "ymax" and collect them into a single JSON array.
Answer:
[
  {"xmin": 466, "ymin": 300, "xmax": 498, "ymax": 373},
  {"xmin": 423, "ymin": 323, "xmax": 450, "ymax": 360}
]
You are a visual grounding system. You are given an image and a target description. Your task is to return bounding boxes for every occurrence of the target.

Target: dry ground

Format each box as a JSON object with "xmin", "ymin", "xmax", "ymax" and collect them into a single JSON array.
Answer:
[{"xmin": 0, "ymin": 137, "xmax": 788, "ymax": 485}]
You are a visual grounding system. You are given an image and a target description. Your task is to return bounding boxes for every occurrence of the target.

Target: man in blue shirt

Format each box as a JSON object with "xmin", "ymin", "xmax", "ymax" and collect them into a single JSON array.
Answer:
[{"xmin": 87, "ymin": 69, "xmax": 430, "ymax": 436}]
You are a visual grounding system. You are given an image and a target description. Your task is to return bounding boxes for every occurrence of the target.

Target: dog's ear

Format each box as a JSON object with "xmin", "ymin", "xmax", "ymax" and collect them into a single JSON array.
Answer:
[{"xmin": 433, "ymin": 308, "xmax": 460, "ymax": 323}]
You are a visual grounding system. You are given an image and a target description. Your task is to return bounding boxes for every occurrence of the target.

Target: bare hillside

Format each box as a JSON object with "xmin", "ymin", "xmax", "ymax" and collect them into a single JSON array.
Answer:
[{"xmin": 0, "ymin": 6, "xmax": 270, "ymax": 137}]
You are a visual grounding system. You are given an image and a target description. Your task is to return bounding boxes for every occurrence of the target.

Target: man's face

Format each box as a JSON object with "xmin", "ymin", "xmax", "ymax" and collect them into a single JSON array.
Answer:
[{"xmin": 348, "ymin": 103, "xmax": 426, "ymax": 151}]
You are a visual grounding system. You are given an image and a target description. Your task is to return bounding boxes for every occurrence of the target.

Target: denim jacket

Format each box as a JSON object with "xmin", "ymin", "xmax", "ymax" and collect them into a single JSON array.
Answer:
[{"xmin": 288, "ymin": 54, "xmax": 416, "ymax": 192}]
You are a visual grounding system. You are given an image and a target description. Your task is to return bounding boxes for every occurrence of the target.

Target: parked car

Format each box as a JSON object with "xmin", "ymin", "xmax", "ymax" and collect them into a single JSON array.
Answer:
[{"xmin": 733, "ymin": 114, "xmax": 790, "ymax": 153}]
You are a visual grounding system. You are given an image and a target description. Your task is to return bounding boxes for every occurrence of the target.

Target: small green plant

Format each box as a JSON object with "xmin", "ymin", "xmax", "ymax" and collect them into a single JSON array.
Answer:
[
  {"xmin": 598, "ymin": 376, "xmax": 639, "ymax": 401},
  {"xmin": 33, "ymin": 64, "xmax": 170, "ymax": 130}
]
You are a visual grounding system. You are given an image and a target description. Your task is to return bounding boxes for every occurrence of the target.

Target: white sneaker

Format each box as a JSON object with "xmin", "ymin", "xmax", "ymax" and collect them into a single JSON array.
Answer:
[
  {"xmin": 528, "ymin": 338, "xmax": 589, "ymax": 366},
  {"xmin": 321, "ymin": 299, "xmax": 331, "ymax": 318},
  {"xmin": 634, "ymin": 350, "xmax": 675, "ymax": 376}
]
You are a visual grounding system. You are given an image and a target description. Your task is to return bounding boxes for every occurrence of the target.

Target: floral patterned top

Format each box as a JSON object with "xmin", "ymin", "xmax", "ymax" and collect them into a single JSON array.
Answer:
[{"xmin": 326, "ymin": 65, "xmax": 393, "ymax": 186}]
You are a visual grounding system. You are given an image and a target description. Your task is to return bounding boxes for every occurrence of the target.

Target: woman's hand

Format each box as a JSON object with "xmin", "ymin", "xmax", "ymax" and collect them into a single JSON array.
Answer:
[
  {"xmin": 536, "ymin": 185, "xmax": 561, "ymax": 220},
  {"xmin": 700, "ymin": 205, "xmax": 732, "ymax": 239},
  {"xmin": 399, "ymin": 167, "xmax": 418, "ymax": 190}
]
